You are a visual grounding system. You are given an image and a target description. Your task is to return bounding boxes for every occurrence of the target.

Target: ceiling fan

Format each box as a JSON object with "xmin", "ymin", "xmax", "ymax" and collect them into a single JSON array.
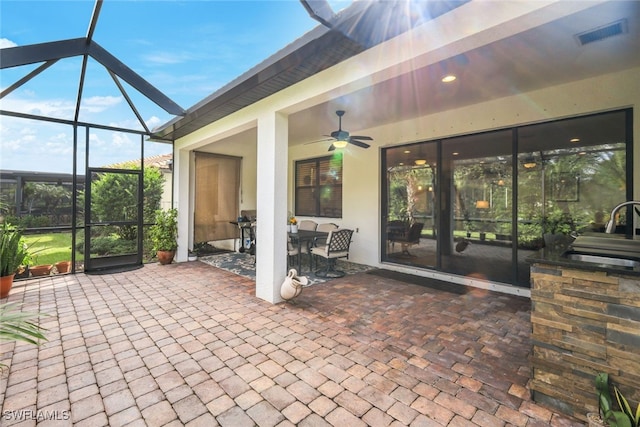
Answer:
[{"xmin": 319, "ymin": 110, "xmax": 373, "ymax": 151}]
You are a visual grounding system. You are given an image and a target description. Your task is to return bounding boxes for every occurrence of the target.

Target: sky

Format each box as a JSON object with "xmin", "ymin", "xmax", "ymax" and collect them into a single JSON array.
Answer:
[{"xmin": 0, "ymin": 0, "xmax": 351, "ymax": 173}]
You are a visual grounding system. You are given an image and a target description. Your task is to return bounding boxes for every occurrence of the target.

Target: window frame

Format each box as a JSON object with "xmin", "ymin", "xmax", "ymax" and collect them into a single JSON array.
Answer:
[{"xmin": 294, "ymin": 155, "xmax": 343, "ymax": 218}]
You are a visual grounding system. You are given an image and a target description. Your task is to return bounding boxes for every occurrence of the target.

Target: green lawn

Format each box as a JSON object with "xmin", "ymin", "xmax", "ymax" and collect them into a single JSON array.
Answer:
[{"xmin": 23, "ymin": 232, "xmax": 81, "ymax": 266}]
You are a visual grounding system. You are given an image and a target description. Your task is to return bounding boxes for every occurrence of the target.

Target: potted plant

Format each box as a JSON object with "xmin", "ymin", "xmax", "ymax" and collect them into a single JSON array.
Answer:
[
  {"xmin": 588, "ymin": 372, "xmax": 638, "ymax": 427},
  {"xmin": 463, "ymin": 212, "xmax": 473, "ymax": 238},
  {"xmin": 289, "ymin": 217, "xmax": 298, "ymax": 233},
  {"xmin": 14, "ymin": 235, "xmax": 33, "ymax": 279},
  {"xmin": 30, "ymin": 261, "xmax": 53, "ymax": 277},
  {"xmin": 54, "ymin": 260, "xmax": 72, "ymax": 274},
  {"xmin": 0, "ymin": 222, "xmax": 29, "ymax": 298},
  {"xmin": 149, "ymin": 208, "xmax": 178, "ymax": 265},
  {"xmin": 538, "ymin": 211, "xmax": 576, "ymax": 250}
]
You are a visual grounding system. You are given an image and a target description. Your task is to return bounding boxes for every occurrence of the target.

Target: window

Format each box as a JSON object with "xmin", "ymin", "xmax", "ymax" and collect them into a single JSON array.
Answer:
[{"xmin": 295, "ymin": 154, "xmax": 343, "ymax": 217}]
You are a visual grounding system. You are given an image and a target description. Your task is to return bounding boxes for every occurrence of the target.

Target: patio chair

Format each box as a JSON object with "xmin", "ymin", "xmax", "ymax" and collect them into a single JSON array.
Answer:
[
  {"xmin": 389, "ymin": 222, "xmax": 424, "ymax": 256},
  {"xmin": 314, "ymin": 222, "xmax": 338, "ymax": 246},
  {"xmin": 298, "ymin": 220, "xmax": 318, "ymax": 231},
  {"xmin": 387, "ymin": 219, "xmax": 408, "ymax": 251},
  {"xmin": 249, "ymin": 222, "xmax": 256, "ymax": 263},
  {"xmin": 311, "ymin": 228, "xmax": 353, "ymax": 278},
  {"xmin": 290, "ymin": 221, "xmax": 318, "ymax": 266},
  {"xmin": 287, "ymin": 236, "xmax": 308, "ymax": 268}
]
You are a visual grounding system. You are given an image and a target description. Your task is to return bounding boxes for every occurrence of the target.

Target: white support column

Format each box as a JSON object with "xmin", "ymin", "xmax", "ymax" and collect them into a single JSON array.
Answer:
[
  {"xmin": 173, "ymin": 146, "xmax": 190, "ymax": 262},
  {"xmin": 255, "ymin": 112, "xmax": 288, "ymax": 303}
]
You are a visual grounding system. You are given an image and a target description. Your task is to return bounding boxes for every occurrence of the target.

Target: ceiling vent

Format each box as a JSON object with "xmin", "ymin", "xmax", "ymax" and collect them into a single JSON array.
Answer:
[{"xmin": 576, "ymin": 19, "xmax": 627, "ymax": 45}]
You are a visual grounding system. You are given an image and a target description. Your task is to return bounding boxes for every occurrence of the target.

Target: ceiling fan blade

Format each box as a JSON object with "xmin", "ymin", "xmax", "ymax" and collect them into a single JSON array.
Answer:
[
  {"xmin": 349, "ymin": 139, "xmax": 370, "ymax": 149},
  {"xmin": 350, "ymin": 135, "xmax": 373, "ymax": 141},
  {"xmin": 304, "ymin": 137, "xmax": 334, "ymax": 145},
  {"xmin": 328, "ymin": 144, "xmax": 336, "ymax": 151}
]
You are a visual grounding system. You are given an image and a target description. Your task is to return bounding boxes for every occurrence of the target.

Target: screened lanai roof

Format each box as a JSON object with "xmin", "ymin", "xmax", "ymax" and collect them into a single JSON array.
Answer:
[{"xmin": 0, "ymin": 0, "xmax": 192, "ymax": 138}]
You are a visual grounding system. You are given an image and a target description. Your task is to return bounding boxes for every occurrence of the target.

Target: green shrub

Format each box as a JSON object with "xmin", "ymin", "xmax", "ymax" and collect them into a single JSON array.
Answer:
[{"xmin": 75, "ymin": 236, "xmax": 136, "ymax": 256}]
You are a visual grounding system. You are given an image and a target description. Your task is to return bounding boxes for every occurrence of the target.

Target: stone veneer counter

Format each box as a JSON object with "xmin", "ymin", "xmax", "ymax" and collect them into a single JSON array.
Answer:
[{"xmin": 527, "ymin": 248, "xmax": 640, "ymax": 423}]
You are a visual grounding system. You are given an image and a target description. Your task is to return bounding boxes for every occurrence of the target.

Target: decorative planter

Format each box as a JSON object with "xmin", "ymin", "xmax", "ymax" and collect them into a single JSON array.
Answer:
[
  {"xmin": 290, "ymin": 224, "xmax": 298, "ymax": 233},
  {"xmin": 586, "ymin": 413, "xmax": 607, "ymax": 427},
  {"xmin": 1, "ymin": 274, "xmax": 16, "ymax": 298},
  {"xmin": 15, "ymin": 266, "xmax": 30, "ymax": 280},
  {"xmin": 55, "ymin": 261, "xmax": 71, "ymax": 274},
  {"xmin": 30, "ymin": 264, "xmax": 53, "ymax": 277},
  {"xmin": 157, "ymin": 250, "xmax": 175, "ymax": 265},
  {"xmin": 280, "ymin": 269, "xmax": 308, "ymax": 301}
]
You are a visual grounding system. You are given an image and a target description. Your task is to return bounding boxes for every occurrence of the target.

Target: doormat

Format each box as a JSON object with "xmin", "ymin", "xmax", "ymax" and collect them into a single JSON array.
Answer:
[{"xmin": 366, "ymin": 269, "xmax": 468, "ymax": 295}]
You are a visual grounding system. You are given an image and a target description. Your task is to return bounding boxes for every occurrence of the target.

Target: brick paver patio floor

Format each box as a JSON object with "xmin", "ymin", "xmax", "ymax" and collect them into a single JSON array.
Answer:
[{"xmin": 1, "ymin": 261, "xmax": 584, "ymax": 426}]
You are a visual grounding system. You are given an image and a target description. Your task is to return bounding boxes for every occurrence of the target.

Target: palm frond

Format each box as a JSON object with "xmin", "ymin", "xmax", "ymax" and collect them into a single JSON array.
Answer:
[{"xmin": 0, "ymin": 303, "xmax": 48, "ymax": 345}]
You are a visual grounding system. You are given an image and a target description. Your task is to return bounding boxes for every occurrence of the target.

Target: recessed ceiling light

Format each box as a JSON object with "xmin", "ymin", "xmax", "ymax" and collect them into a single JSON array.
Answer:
[
  {"xmin": 570, "ymin": 138, "xmax": 580, "ymax": 143},
  {"xmin": 415, "ymin": 159, "xmax": 427, "ymax": 165},
  {"xmin": 452, "ymin": 152, "xmax": 459, "ymax": 156},
  {"xmin": 442, "ymin": 75, "xmax": 456, "ymax": 83},
  {"xmin": 404, "ymin": 150, "xmax": 411, "ymax": 154}
]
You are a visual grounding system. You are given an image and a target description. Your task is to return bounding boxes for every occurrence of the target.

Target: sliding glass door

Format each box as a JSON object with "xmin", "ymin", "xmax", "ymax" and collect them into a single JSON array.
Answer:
[
  {"xmin": 382, "ymin": 142, "xmax": 437, "ymax": 267},
  {"xmin": 381, "ymin": 109, "xmax": 630, "ymax": 288},
  {"xmin": 441, "ymin": 130, "xmax": 514, "ymax": 284}
]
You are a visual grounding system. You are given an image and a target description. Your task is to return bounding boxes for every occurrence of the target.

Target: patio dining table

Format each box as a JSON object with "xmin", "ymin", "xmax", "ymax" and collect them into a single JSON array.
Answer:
[{"xmin": 288, "ymin": 229, "xmax": 328, "ymax": 273}]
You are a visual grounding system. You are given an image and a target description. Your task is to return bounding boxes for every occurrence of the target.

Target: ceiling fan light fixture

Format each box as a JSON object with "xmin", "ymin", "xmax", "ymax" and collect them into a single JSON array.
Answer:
[{"xmin": 333, "ymin": 139, "xmax": 348, "ymax": 148}]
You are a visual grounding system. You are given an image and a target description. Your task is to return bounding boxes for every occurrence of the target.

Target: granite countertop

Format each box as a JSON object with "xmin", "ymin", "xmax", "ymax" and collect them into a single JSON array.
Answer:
[{"xmin": 527, "ymin": 245, "xmax": 640, "ymax": 276}]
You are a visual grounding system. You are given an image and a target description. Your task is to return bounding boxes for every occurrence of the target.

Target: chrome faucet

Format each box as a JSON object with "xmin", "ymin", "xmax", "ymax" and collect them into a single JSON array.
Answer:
[{"xmin": 605, "ymin": 201, "xmax": 640, "ymax": 233}]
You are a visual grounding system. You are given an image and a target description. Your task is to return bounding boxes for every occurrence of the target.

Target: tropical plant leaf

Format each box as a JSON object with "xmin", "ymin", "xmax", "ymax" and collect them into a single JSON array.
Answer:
[
  {"xmin": 615, "ymin": 386, "xmax": 640, "ymax": 427},
  {"xmin": 0, "ymin": 303, "xmax": 48, "ymax": 345}
]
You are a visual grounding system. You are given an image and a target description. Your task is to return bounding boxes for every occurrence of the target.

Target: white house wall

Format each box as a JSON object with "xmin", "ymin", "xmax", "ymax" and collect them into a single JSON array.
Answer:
[
  {"xmin": 174, "ymin": 68, "xmax": 638, "ymax": 296},
  {"xmin": 171, "ymin": 0, "xmax": 639, "ymax": 299},
  {"xmin": 288, "ymin": 67, "xmax": 640, "ymax": 295}
]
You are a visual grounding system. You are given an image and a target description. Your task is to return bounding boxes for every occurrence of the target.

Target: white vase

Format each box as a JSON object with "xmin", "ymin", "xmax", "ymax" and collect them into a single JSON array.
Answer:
[
  {"xmin": 291, "ymin": 224, "xmax": 298, "ymax": 233},
  {"xmin": 280, "ymin": 269, "xmax": 308, "ymax": 300}
]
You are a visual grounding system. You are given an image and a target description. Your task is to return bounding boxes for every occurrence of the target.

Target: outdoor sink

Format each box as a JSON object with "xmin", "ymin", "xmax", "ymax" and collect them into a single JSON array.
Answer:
[
  {"xmin": 563, "ymin": 235, "xmax": 640, "ymax": 269},
  {"xmin": 564, "ymin": 253, "xmax": 640, "ymax": 269},
  {"xmin": 569, "ymin": 235, "xmax": 640, "ymax": 259}
]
